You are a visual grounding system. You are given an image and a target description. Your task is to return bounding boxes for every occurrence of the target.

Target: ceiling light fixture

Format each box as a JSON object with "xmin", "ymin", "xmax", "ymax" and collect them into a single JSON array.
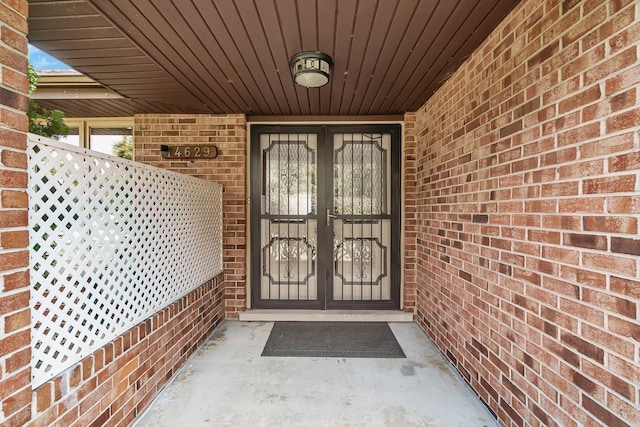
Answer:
[{"xmin": 289, "ymin": 51, "xmax": 333, "ymax": 88}]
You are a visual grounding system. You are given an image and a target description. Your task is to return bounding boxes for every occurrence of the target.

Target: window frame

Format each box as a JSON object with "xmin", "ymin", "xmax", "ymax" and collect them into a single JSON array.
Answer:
[{"xmin": 62, "ymin": 117, "xmax": 134, "ymax": 154}]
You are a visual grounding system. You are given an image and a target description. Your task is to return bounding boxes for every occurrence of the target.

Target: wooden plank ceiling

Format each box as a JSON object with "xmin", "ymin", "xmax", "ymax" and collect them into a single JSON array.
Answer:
[{"xmin": 28, "ymin": 0, "xmax": 521, "ymax": 117}]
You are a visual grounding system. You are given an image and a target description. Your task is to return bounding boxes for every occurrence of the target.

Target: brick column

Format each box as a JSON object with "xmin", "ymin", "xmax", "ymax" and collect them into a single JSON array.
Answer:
[
  {"xmin": 0, "ymin": 1, "xmax": 32, "ymax": 426},
  {"xmin": 403, "ymin": 114, "xmax": 417, "ymax": 314}
]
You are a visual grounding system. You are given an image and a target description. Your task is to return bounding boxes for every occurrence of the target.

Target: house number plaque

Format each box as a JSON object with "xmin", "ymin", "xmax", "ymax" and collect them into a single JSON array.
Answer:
[{"xmin": 160, "ymin": 144, "xmax": 218, "ymax": 159}]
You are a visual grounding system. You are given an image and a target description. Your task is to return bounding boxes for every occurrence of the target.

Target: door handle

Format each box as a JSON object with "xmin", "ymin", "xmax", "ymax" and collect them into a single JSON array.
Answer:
[{"xmin": 326, "ymin": 208, "xmax": 336, "ymax": 226}]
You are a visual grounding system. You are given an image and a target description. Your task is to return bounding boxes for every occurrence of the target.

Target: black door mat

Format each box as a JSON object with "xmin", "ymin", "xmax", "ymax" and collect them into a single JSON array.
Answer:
[{"xmin": 261, "ymin": 321, "xmax": 406, "ymax": 358}]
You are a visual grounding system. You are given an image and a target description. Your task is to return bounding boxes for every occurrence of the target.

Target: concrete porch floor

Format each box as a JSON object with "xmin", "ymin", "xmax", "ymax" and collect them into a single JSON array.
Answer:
[{"xmin": 134, "ymin": 321, "xmax": 498, "ymax": 427}]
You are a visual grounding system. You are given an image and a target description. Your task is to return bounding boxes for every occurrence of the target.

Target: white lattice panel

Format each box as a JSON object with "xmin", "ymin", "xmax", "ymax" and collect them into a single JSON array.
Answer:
[{"xmin": 28, "ymin": 135, "xmax": 223, "ymax": 387}]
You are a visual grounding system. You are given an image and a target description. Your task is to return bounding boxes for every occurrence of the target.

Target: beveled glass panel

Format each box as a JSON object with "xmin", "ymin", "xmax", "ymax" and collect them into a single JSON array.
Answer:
[
  {"xmin": 260, "ymin": 219, "xmax": 318, "ymax": 300},
  {"xmin": 333, "ymin": 134, "xmax": 389, "ymax": 215},
  {"xmin": 332, "ymin": 219, "xmax": 391, "ymax": 301},
  {"xmin": 261, "ymin": 135, "xmax": 316, "ymax": 216}
]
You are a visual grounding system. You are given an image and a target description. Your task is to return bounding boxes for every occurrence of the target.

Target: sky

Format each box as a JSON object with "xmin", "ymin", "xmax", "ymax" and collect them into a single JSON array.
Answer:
[{"xmin": 28, "ymin": 45, "xmax": 73, "ymax": 70}]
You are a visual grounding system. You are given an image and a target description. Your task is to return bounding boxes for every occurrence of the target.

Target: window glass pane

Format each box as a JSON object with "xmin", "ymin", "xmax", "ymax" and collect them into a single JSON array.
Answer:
[
  {"xmin": 56, "ymin": 127, "xmax": 80, "ymax": 146},
  {"xmin": 89, "ymin": 126, "xmax": 133, "ymax": 159}
]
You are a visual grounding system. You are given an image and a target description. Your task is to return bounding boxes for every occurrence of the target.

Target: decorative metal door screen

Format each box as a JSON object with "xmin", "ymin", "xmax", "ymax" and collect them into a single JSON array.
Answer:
[{"xmin": 251, "ymin": 125, "xmax": 400, "ymax": 309}]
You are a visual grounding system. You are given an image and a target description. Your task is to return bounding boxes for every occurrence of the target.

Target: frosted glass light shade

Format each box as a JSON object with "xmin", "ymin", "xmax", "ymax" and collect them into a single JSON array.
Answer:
[{"xmin": 290, "ymin": 52, "xmax": 333, "ymax": 88}]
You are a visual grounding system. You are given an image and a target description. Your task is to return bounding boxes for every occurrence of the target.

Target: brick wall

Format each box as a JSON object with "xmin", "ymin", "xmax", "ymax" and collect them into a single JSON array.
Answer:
[
  {"xmin": 410, "ymin": 0, "xmax": 640, "ymax": 426},
  {"xmin": 28, "ymin": 274, "xmax": 224, "ymax": 426},
  {"xmin": 0, "ymin": 1, "xmax": 31, "ymax": 425},
  {"xmin": 134, "ymin": 114, "xmax": 247, "ymax": 318},
  {"xmin": 403, "ymin": 116, "xmax": 418, "ymax": 313}
]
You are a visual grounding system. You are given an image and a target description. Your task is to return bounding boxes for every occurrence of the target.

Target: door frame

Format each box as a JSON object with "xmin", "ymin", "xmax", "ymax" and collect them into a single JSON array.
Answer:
[{"xmin": 249, "ymin": 124, "xmax": 401, "ymax": 310}]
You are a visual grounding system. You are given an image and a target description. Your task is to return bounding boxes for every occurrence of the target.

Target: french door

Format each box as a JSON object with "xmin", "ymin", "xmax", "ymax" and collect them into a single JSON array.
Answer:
[{"xmin": 250, "ymin": 125, "xmax": 400, "ymax": 309}]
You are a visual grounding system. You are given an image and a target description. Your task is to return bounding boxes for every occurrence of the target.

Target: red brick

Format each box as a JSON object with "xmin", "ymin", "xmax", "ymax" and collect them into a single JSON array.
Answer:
[
  {"xmin": 582, "ymin": 252, "xmax": 636, "ymax": 276},
  {"xmin": 583, "ymin": 175, "xmax": 636, "ymax": 194},
  {"xmin": 35, "ymin": 383, "xmax": 52, "ymax": 413},
  {"xmin": 571, "ymin": 370, "xmax": 603, "ymax": 398},
  {"xmin": 528, "ymin": 40, "xmax": 561, "ymax": 69},
  {"xmin": 611, "ymin": 237, "xmax": 640, "ymax": 256},
  {"xmin": 560, "ymin": 298, "xmax": 605, "ymax": 326},
  {"xmin": 581, "ymin": 133, "xmax": 634, "ymax": 158},
  {"xmin": 583, "ymin": 88, "xmax": 636, "ymax": 121},
  {"xmin": 0, "ymin": 210, "xmax": 27, "ymax": 227},
  {"xmin": 5, "ymin": 347, "xmax": 29, "ymax": 373},
  {"xmin": 608, "ymin": 353, "xmax": 640, "ymax": 390},
  {"xmin": 69, "ymin": 364, "xmax": 82, "ymax": 388},
  {"xmin": 558, "ymin": 159, "xmax": 604, "ymax": 179},
  {"xmin": 2, "ymin": 406, "xmax": 31, "ymax": 427},
  {"xmin": 1, "ymin": 230, "xmax": 29, "ymax": 249},
  {"xmin": 0, "ymin": 149, "xmax": 27, "ymax": 168},
  {"xmin": 560, "ymin": 332, "xmax": 604, "ymax": 363},
  {"xmin": 0, "ymin": 6, "xmax": 31, "ymax": 422},
  {"xmin": 609, "ymin": 276, "xmax": 640, "ymax": 300},
  {"xmin": 584, "ymin": 324, "xmax": 636, "ymax": 361},
  {"xmin": 1, "ymin": 190, "xmax": 28, "ymax": 208},
  {"xmin": 610, "ymin": 0, "xmax": 636, "ymax": 15},
  {"xmin": 558, "ymin": 84, "xmax": 601, "ymax": 114},
  {"xmin": 562, "ymin": 1, "xmax": 607, "ymax": 47},
  {"xmin": 583, "ymin": 395, "xmax": 629, "ymax": 427},
  {"xmin": 564, "ymin": 233, "xmax": 607, "ymax": 250},
  {"xmin": 2, "ymin": 67, "xmax": 29, "ymax": 93},
  {"xmin": 561, "ymin": 266, "xmax": 606, "ymax": 289},
  {"xmin": 609, "ymin": 151, "xmax": 640, "ymax": 172},
  {"xmin": 606, "ymin": 392, "xmax": 640, "ymax": 427},
  {"xmin": 0, "ymin": 25, "xmax": 27, "ymax": 53},
  {"xmin": 499, "ymin": 119, "xmax": 523, "ymax": 138},
  {"xmin": 528, "ymin": 229, "xmax": 560, "ymax": 244},
  {"xmin": 2, "ymin": 386, "xmax": 31, "ymax": 417},
  {"xmin": 608, "ymin": 316, "xmax": 640, "ymax": 342},
  {"xmin": 582, "ymin": 288, "xmax": 636, "ymax": 319},
  {"xmin": 583, "ymin": 360, "xmax": 635, "ymax": 400},
  {"xmin": 2, "ymin": 269, "xmax": 28, "ymax": 291},
  {"xmin": 0, "ymin": 87, "xmax": 27, "ymax": 111},
  {"xmin": 558, "ymin": 197, "xmax": 605, "ymax": 213},
  {"xmin": 542, "ymin": 276, "xmax": 579, "ymax": 299},
  {"xmin": 583, "ymin": 5, "xmax": 633, "ymax": 51},
  {"xmin": 0, "ymin": 170, "xmax": 27, "ymax": 188},
  {"xmin": 584, "ymin": 215, "xmax": 637, "ymax": 234},
  {"xmin": 135, "ymin": 114, "xmax": 246, "ymax": 320},
  {"xmin": 0, "ymin": 329, "xmax": 29, "ymax": 355},
  {"xmin": 541, "ymin": 147, "xmax": 578, "ymax": 166},
  {"xmin": 540, "ymin": 305, "xmax": 578, "ymax": 331},
  {"xmin": 1, "ymin": 107, "xmax": 29, "ymax": 131},
  {"xmin": 0, "ymin": 128, "xmax": 26, "ymax": 150},
  {"xmin": 543, "ymin": 215, "xmax": 580, "ymax": 231},
  {"xmin": 606, "ymin": 108, "xmax": 640, "ymax": 133},
  {"xmin": 0, "ymin": 365, "xmax": 29, "ymax": 396},
  {"xmin": 0, "ymin": 3, "xmax": 28, "ymax": 34},
  {"xmin": 607, "ymin": 195, "xmax": 640, "ymax": 214},
  {"xmin": 0, "ymin": 250, "xmax": 28, "ymax": 270},
  {"xmin": 0, "ymin": 289, "xmax": 28, "ymax": 316},
  {"xmin": 4, "ymin": 308, "xmax": 29, "ymax": 332},
  {"xmin": 609, "ymin": 20, "xmax": 640, "ymax": 54},
  {"xmin": 557, "ymin": 122, "xmax": 601, "ymax": 146},
  {"xmin": 585, "ymin": 47, "xmax": 637, "ymax": 86},
  {"xmin": 606, "ymin": 63, "xmax": 640, "ymax": 95}
]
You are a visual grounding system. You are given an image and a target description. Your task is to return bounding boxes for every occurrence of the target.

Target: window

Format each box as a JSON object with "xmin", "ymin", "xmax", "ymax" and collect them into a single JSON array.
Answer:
[
  {"xmin": 55, "ymin": 118, "xmax": 134, "ymax": 159},
  {"xmin": 56, "ymin": 125, "xmax": 81, "ymax": 147}
]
